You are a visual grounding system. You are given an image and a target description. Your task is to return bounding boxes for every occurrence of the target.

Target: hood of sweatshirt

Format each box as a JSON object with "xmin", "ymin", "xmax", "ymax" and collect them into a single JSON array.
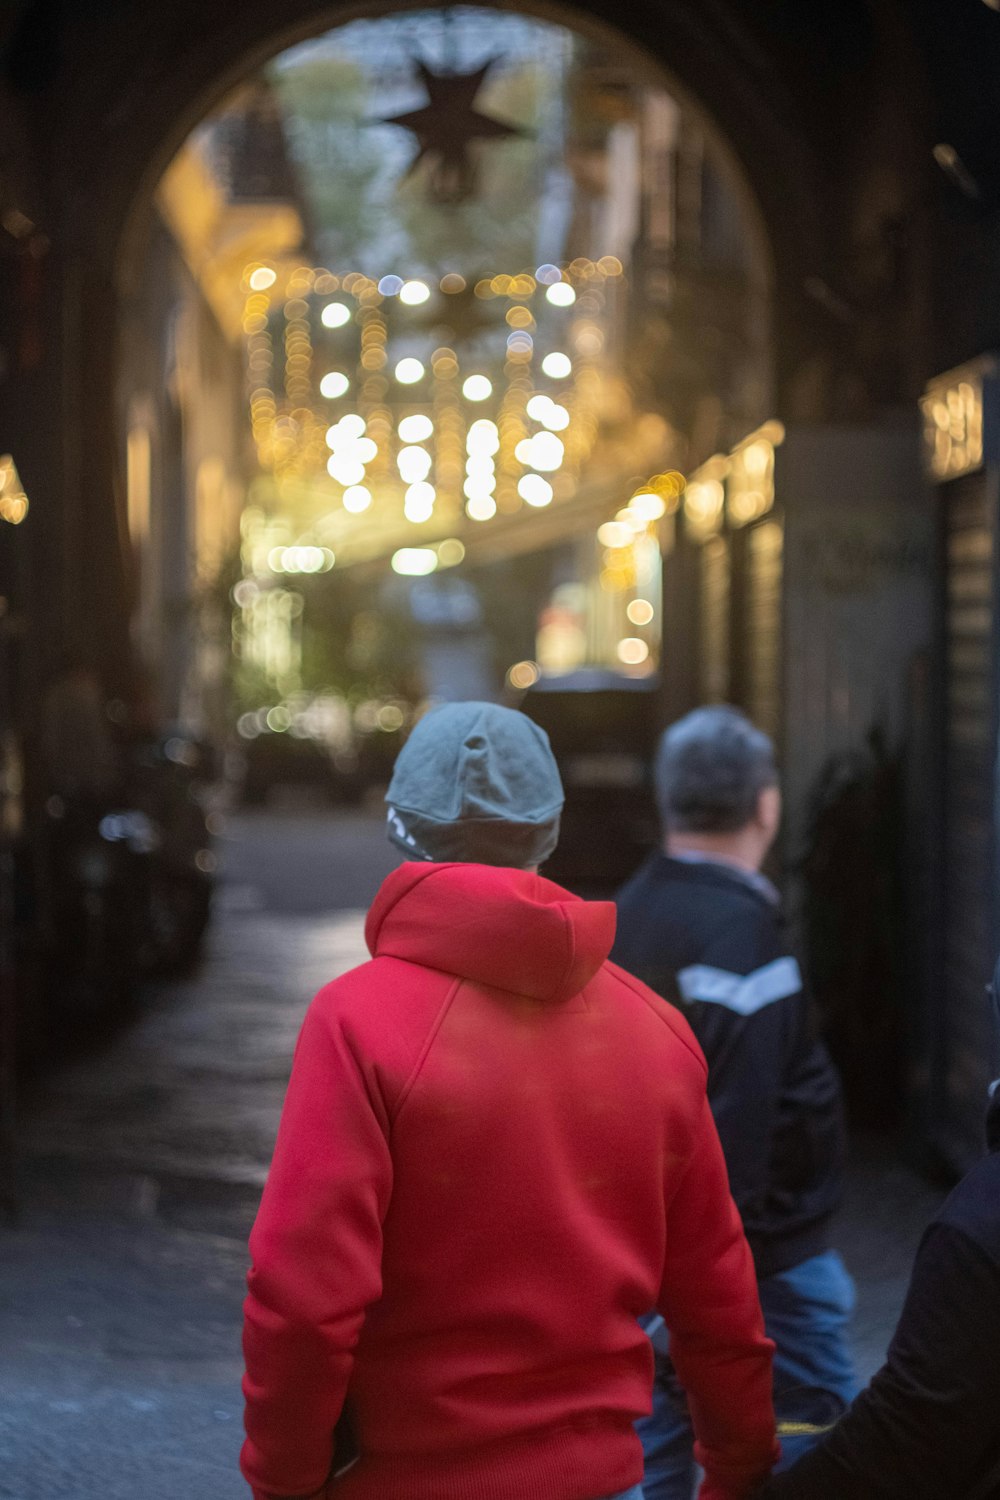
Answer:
[{"xmin": 365, "ymin": 861, "xmax": 616, "ymax": 1004}]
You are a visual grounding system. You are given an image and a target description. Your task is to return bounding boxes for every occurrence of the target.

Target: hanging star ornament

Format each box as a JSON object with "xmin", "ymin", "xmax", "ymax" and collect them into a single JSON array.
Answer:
[{"xmin": 380, "ymin": 60, "xmax": 526, "ymax": 203}]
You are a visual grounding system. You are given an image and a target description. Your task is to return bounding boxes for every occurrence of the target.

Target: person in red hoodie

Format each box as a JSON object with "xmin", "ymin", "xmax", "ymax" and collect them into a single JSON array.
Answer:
[{"xmin": 241, "ymin": 701, "xmax": 778, "ymax": 1500}]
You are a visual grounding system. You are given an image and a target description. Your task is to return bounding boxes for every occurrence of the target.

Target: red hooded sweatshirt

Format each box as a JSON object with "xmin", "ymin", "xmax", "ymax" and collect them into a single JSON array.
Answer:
[{"xmin": 241, "ymin": 862, "xmax": 777, "ymax": 1500}]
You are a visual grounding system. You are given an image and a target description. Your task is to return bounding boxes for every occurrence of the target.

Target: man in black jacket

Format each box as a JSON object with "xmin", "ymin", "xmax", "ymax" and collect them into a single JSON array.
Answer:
[
  {"xmin": 756, "ymin": 966, "xmax": 1000, "ymax": 1500},
  {"xmin": 613, "ymin": 706, "xmax": 856, "ymax": 1498}
]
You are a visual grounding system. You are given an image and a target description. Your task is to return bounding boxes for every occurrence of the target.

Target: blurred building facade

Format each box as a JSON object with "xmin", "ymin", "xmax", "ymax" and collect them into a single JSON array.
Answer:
[{"xmin": 1, "ymin": 0, "xmax": 1000, "ymax": 1167}]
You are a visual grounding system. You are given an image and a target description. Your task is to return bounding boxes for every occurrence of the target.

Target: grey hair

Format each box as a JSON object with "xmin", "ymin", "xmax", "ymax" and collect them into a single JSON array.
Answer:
[{"xmin": 655, "ymin": 706, "xmax": 778, "ymax": 833}]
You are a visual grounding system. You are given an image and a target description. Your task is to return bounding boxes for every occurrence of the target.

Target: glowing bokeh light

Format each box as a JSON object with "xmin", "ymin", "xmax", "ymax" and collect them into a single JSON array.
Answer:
[
  {"xmin": 617, "ymin": 638, "xmax": 650, "ymax": 665},
  {"xmin": 462, "ymin": 375, "xmax": 493, "ymax": 402},
  {"xmin": 321, "ymin": 301, "xmax": 351, "ymax": 328},
  {"xmin": 546, "ymin": 282, "xmax": 576, "ymax": 307},
  {"xmin": 629, "ymin": 491, "xmax": 667, "ymax": 522},
  {"xmin": 519, "ymin": 432, "xmax": 564, "ymax": 472},
  {"xmin": 378, "ymin": 275, "xmax": 404, "ymax": 296},
  {"xmin": 398, "ymin": 414, "xmax": 434, "ymax": 443},
  {"xmin": 541, "ymin": 352, "xmax": 572, "ymax": 379},
  {"xmin": 394, "ymin": 358, "xmax": 425, "ymax": 385},
  {"xmin": 598, "ymin": 521, "xmax": 634, "ymax": 550},
  {"xmin": 397, "ymin": 446, "xmax": 432, "ymax": 482},
  {"xmin": 539, "ymin": 403, "xmax": 569, "ymax": 432},
  {"xmin": 327, "ymin": 454, "xmax": 366, "ymax": 486},
  {"xmin": 403, "ymin": 484, "xmax": 436, "ymax": 523},
  {"xmin": 518, "ymin": 474, "xmax": 554, "ymax": 507},
  {"xmin": 268, "ymin": 545, "xmax": 335, "ymax": 575},
  {"xmin": 464, "ymin": 474, "xmax": 497, "ymax": 500},
  {"xmin": 627, "ymin": 598, "xmax": 655, "ymax": 626},
  {"xmin": 320, "ymin": 371, "xmax": 350, "ymax": 399},
  {"xmin": 248, "ymin": 267, "xmax": 277, "ymax": 291},
  {"xmin": 400, "ymin": 280, "xmax": 431, "ymax": 305},
  {"xmin": 466, "ymin": 495, "xmax": 498, "ymax": 521},
  {"xmin": 507, "ymin": 659, "xmax": 541, "ymax": 689},
  {"xmin": 465, "ymin": 454, "xmax": 496, "ymax": 479},
  {"xmin": 467, "ymin": 420, "xmax": 500, "ymax": 455},
  {"xmin": 392, "ymin": 547, "xmax": 438, "ymax": 576},
  {"xmin": 535, "ymin": 264, "xmax": 562, "ymax": 285},
  {"xmin": 343, "ymin": 485, "xmax": 372, "ymax": 513},
  {"xmin": 437, "ymin": 538, "xmax": 466, "ymax": 567},
  {"xmin": 336, "ymin": 413, "xmax": 367, "ymax": 439}
]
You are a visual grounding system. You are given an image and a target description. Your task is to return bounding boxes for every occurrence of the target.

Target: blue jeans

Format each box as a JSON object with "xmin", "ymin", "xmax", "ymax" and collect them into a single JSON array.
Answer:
[{"xmin": 637, "ymin": 1250, "xmax": 858, "ymax": 1499}]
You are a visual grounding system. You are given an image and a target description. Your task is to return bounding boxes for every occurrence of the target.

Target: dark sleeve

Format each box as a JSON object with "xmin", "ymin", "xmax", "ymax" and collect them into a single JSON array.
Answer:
[
  {"xmin": 758, "ymin": 1222, "xmax": 1000, "ymax": 1500},
  {"xmin": 677, "ymin": 917, "xmax": 801, "ymax": 1221}
]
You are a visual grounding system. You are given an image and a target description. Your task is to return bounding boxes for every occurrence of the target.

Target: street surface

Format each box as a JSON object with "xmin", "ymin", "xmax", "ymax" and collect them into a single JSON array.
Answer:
[{"xmin": 1, "ymin": 809, "xmax": 946, "ymax": 1499}]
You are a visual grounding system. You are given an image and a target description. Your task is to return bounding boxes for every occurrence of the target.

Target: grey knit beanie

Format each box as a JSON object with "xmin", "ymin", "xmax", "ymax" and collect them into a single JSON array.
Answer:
[{"xmin": 385, "ymin": 701, "xmax": 564, "ymax": 868}]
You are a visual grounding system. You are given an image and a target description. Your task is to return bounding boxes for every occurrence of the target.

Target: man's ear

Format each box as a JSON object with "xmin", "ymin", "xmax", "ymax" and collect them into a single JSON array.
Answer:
[{"xmin": 757, "ymin": 784, "xmax": 782, "ymax": 839}]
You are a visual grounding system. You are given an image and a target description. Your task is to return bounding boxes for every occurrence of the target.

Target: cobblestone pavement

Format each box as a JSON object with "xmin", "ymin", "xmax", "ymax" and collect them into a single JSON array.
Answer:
[{"xmin": 0, "ymin": 810, "xmax": 948, "ymax": 1500}]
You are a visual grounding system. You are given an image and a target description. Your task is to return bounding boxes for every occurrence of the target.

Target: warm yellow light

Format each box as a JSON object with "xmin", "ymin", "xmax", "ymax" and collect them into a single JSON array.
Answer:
[
  {"xmin": 248, "ymin": 267, "xmax": 277, "ymax": 291},
  {"xmin": 518, "ymin": 474, "xmax": 553, "ymax": 508},
  {"xmin": 392, "ymin": 547, "xmax": 438, "ymax": 576},
  {"xmin": 327, "ymin": 454, "xmax": 366, "ymax": 486},
  {"xmin": 337, "ymin": 413, "xmax": 367, "ymax": 440},
  {"xmin": 0, "ymin": 455, "xmax": 29, "ymax": 525},
  {"xmin": 321, "ymin": 301, "xmax": 351, "ymax": 328},
  {"xmin": 618, "ymin": 508, "xmax": 648, "ymax": 534},
  {"xmin": 466, "ymin": 495, "xmax": 497, "ymax": 521},
  {"xmin": 630, "ymin": 491, "xmax": 667, "ymax": 523},
  {"xmin": 617, "ymin": 638, "xmax": 649, "ymax": 665},
  {"xmin": 399, "ymin": 280, "xmax": 430, "ymax": 306},
  {"xmin": 541, "ymin": 352, "xmax": 572, "ymax": 379},
  {"xmin": 507, "ymin": 660, "xmax": 541, "ymax": 690},
  {"xmin": 437, "ymin": 538, "xmax": 466, "ymax": 567},
  {"xmin": 506, "ymin": 305, "xmax": 534, "ymax": 329},
  {"xmin": 465, "ymin": 455, "xmax": 496, "ymax": 481},
  {"xmin": 464, "ymin": 474, "xmax": 497, "ymax": 500},
  {"xmin": 526, "ymin": 394, "xmax": 554, "ymax": 422},
  {"xmin": 574, "ymin": 323, "xmax": 604, "ymax": 357},
  {"xmin": 546, "ymin": 282, "xmax": 576, "ymax": 307},
  {"xmin": 343, "ymin": 485, "xmax": 372, "ymax": 513},
  {"xmin": 597, "ymin": 255, "xmax": 624, "ymax": 276},
  {"xmin": 743, "ymin": 440, "xmax": 772, "ymax": 477},
  {"xmin": 539, "ymin": 403, "xmax": 569, "ymax": 432},
  {"xmin": 398, "ymin": 414, "xmax": 434, "ymax": 443},
  {"xmin": 320, "ymin": 371, "xmax": 350, "ymax": 398},
  {"xmin": 397, "ymin": 446, "xmax": 433, "ymax": 482},
  {"xmin": 404, "ymin": 483, "xmax": 436, "ymax": 523},
  {"xmin": 598, "ymin": 521, "xmax": 634, "ymax": 549},
  {"xmin": 395, "ymin": 358, "xmax": 425, "ymax": 384},
  {"xmin": 462, "ymin": 375, "xmax": 493, "ymax": 402},
  {"xmin": 627, "ymin": 598, "xmax": 655, "ymax": 626},
  {"xmin": 467, "ymin": 420, "xmax": 500, "ymax": 455},
  {"xmin": 527, "ymin": 432, "xmax": 564, "ymax": 472},
  {"xmin": 352, "ymin": 437, "xmax": 378, "ymax": 464}
]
